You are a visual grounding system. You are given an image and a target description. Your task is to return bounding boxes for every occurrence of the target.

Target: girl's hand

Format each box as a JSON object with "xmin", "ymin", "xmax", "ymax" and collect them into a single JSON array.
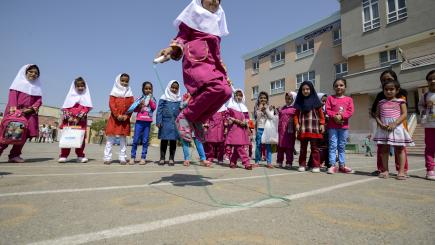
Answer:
[
  {"xmin": 260, "ymin": 105, "xmax": 266, "ymax": 112},
  {"xmin": 320, "ymin": 125, "xmax": 325, "ymax": 134},
  {"xmin": 9, "ymin": 107, "xmax": 16, "ymax": 114},
  {"xmin": 72, "ymin": 118, "xmax": 79, "ymax": 125},
  {"xmin": 387, "ymin": 122, "xmax": 397, "ymax": 131},
  {"xmin": 203, "ymin": 123, "xmax": 209, "ymax": 128},
  {"xmin": 156, "ymin": 124, "xmax": 161, "ymax": 128},
  {"xmin": 117, "ymin": 115, "xmax": 124, "ymax": 121},
  {"xmin": 68, "ymin": 117, "xmax": 74, "ymax": 123},
  {"xmin": 155, "ymin": 47, "xmax": 172, "ymax": 63},
  {"xmin": 22, "ymin": 108, "xmax": 33, "ymax": 114},
  {"xmin": 295, "ymin": 125, "xmax": 300, "ymax": 133},
  {"xmin": 269, "ymin": 105, "xmax": 274, "ymax": 111}
]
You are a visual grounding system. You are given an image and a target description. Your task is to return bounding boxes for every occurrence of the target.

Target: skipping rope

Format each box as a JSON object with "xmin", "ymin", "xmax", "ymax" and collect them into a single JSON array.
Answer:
[{"xmin": 152, "ymin": 63, "xmax": 290, "ymax": 208}]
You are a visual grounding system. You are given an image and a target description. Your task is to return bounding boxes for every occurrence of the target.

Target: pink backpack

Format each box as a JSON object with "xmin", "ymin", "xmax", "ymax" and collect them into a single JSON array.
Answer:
[{"xmin": 0, "ymin": 110, "xmax": 29, "ymax": 145}]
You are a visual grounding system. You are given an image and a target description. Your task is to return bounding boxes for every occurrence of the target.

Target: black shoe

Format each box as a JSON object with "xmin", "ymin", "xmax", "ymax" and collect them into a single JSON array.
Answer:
[
  {"xmin": 158, "ymin": 159, "xmax": 165, "ymax": 166},
  {"xmin": 168, "ymin": 160, "xmax": 175, "ymax": 166}
]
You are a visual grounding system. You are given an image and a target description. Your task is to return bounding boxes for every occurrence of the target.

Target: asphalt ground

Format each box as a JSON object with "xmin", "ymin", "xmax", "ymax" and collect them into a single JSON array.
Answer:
[{"xmin": 0, "ymin": 142, "xmax": 434, "ymax": 245}]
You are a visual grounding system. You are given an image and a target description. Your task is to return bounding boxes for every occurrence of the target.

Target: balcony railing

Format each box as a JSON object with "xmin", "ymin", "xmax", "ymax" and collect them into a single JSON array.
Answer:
[{"xmin": 401, "ymin": 53, "xmax": 435, "ymax": 71}]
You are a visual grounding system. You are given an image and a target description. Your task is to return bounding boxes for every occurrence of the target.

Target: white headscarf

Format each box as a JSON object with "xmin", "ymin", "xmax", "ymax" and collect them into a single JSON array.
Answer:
[
  {"xmin": 317, "ymin": 93, "xmax": 327, "ymax": 100},
  {"xmin": 174, "ymin": 0, "xmax": 229, "ymax": 37},
  {"xmin": 62, "ymin": 79, "xmax": 93, "ymax": 109},
  {"xmin": 9, "ymin": 64, "xmax": 43, "ymax": 96},
  {"xmin": 287, "ymin": 91, "xmax": 297, "ymax": 106},
  {"xmin": 110, "ymin": 73, "xmax": 133, "ymax": 98},
  {"xmin": 160, "ymin": 80, "xmax": 182, "ymax": 102},
  {"xmin": 227, "ymin": 88, "xmax": 248, "ymax": 112}
]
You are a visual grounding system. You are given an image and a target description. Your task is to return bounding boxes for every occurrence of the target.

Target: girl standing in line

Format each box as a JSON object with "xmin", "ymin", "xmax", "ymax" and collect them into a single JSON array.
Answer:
[
  {"xmin": 58, "ymin": 77, "xmax": 93, "ymax": 163},
  {"xmin": 103, "ymin": 73, "xmax": 134, "ymax": 165},
  {"xmin": 156, "ymin": 80, "xmax": 181, "ymax": 166}
]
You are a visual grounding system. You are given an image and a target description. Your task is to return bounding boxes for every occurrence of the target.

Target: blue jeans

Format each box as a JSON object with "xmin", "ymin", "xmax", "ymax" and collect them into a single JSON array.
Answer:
[
  {"xmin": 131, "ymin": 121, "xmax": 151, "ymax": 159},
  {"xmin": 255, "ymin": 128, "xmax": 272, "ymax": 164},
  {"xmin": 328, "ymin": 128, "xmax": 348, "ymax": 166},
  {"xmin": 182, "ymin": 138, "xmax": 206, "ymax": 161}
]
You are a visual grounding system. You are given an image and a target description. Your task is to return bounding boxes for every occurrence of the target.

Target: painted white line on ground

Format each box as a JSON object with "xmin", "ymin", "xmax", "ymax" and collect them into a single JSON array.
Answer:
[
  {"xmin": 0, "ymin": 171, "xmax": 305, "ymax": 198},
  {"xmin": 29, "ymin": 170, "xmax": 421, "ymax": 245},
  {"xmin": 1, "ymin": 168, "xmax": 229, "ymax": 177}
]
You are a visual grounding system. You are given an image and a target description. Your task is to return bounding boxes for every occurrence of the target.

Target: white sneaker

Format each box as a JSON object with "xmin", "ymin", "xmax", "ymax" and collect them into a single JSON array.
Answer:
[
  {"xmin": 312, "ymin": 167, "xmax": 321, "ymax": 173},
  {"xmin": 298, "ymin": 166, "xmax": 306, "ymax": 172},
  {"xmin": 77, "ymin": 157, "xmax": 88, "ymax": 163},
  {"xmin": 58, "ymin": 157, "xmax": 67, "ymax": 163}
]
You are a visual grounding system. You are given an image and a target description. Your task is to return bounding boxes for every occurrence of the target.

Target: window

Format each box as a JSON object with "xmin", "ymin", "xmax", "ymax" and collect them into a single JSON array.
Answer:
[
  {"xmin": 271, "ymin": 49, "xmax": 285, "ymax": 64},
  {"xmin": 252, "ymin": 86, "xmax": 259, "ymax": 99},
  {"xmin": 252, "ymin": 59, "xmax": 259, "ymax": 74},
  {"xmin": 296, "ymin": 71, "xmax": 315, "ymax": 89},
  {"xmin": 270, "ymin": 79, "xmax": 285, "ymax": 95},
  {"xmin": 379, "ymin": 49, "xmax": 398, "ymax": 65},
  {"xmin": 335, "ymin": 63, "xmax": 348, "ymax": 77},
  {"xmin": 296, "ymin": 40, "xmax": 314, "ymax": 54},
  {"xmin": 362, "ymin": 0, "xmax": 380, "ymax": 32},
  {"xmin": 387, "ymin": 0, "xmax": 407, "ymax": 23},
  {"xmin": 333, "ymin": 29, "xmax": 342, "ymax": 45}
]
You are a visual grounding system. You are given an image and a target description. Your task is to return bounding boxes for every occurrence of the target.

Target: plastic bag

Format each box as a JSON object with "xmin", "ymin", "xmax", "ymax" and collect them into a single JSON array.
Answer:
[{"xmin": 261, "ymin": 116, "xmax": 278, "ymax": 144}]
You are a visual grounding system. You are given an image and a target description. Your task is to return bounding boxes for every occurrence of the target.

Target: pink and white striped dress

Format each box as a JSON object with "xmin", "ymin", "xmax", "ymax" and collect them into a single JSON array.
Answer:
[{"xmin": 373, "ymin": 98, "xmax": 414, "ymax": 146}]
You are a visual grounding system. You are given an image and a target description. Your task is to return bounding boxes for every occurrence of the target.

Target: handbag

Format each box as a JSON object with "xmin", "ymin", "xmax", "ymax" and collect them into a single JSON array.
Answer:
[
  {"xmin": 59, "ymin": 126, "xmax": 85, "ymax": 148},
  {"xmin": 0, "ymin": 110, "xmax": 29, "ymax": 145}
]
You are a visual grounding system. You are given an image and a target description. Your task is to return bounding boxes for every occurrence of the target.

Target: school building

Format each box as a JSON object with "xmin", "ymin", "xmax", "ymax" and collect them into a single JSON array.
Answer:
[{"xmin": 243, "ymin": 1, "xmax": 435, "ymax": 152}]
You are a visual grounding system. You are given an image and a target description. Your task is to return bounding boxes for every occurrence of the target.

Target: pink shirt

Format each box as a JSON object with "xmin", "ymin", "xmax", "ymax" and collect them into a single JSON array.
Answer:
[
  {"xmin": 135, "ymin": 97, "xmax": 156, "ymax": 122},
  {"xmin": 378, "ymin": 98, "xmax": 404, "ymax": 120},
  {"xmin": 325, "ymin": 95, "xmax": 354, "ymax": 129}
]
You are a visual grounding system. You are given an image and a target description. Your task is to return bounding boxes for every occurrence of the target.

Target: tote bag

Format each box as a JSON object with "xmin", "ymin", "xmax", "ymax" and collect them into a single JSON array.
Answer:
[{"xmin": 59, "ymin": 126, "xmax": 85, "ymax": 148}]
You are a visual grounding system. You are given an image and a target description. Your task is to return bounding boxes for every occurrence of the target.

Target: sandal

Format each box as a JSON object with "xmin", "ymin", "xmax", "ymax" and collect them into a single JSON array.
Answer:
[
  {"xmin": 158, "ymin": 159, "xmax": 165, "ymax": 166},
  {"xmin": 229, "ymin": 163, "xmax": 237, "ymax": 169},
  {"xmin": 139, "ymin": 159, "xmax": 147, "ymax": 165},
  {"xmin": 200, "ymin": 160, "xmax": 213, "ymax": 168},
  {"xmin": 183, "ymin": 160, "xmax": 190, "ymax": 167},
  {"xmin": 378, "ymin": 171, "xmax": 389, "ymax": 179},
  {"xmin": 244, "ymin": 164, "xmax": 253, "ymax": 170},
  {"xmin": 168, "ymin": 160, "xmax": 175, "ymax": 166},
  {"xmin": 396, "ymin": 175, "xmax": 407, "ymax": 180},
  {"xmin": 175, "ymin": 112, "xmax": 193, "ymax": 142}
]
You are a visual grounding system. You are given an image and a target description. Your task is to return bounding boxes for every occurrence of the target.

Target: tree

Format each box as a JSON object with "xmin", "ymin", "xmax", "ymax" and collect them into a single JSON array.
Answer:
[{"xmin": 90, "ymin": 119, "xmax": 107, "ymax": 132}]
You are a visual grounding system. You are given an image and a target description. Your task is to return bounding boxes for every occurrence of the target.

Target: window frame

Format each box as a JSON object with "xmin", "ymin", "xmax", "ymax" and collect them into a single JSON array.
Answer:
[
  {"xmin": 386, "ymin": 0, "xmax": 407, "ymax": 24},
  {"xmin": 362, "ymin": 0, "xmax": 380, "ymax": 32},
  {"xmin": 270, "ymin": 79, "xmax": 285, "ymax": 95}
]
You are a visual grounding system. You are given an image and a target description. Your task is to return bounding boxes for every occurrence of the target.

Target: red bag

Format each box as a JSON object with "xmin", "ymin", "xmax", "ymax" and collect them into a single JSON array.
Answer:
[{"xmin": 0, "ymin": 110, "xmax": 29, "ymax": 145}]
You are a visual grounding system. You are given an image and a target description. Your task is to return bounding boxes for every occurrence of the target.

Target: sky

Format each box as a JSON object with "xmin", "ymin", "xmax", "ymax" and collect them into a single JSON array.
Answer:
[{"xmin": 0, "ymin": 0, "xmax": 339, "ymax": 113}]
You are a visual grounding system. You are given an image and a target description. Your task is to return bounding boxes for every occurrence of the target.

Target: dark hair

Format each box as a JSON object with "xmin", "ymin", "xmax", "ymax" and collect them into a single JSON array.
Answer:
[
  {"xmin": 171, "ymin": 81, "xmax": 179, "ymax": 87},
  {"xmin": 257, "ymin": 91, "xmax": 269, "ymax": 103},
  {"xmin": 426, "ymin": 70, "xmax": 435, "ymax": 81},
  {"xmin": 333, "ymin": 78, "xmax": 347, "ymax": 87},
  {"xmin": 142, "ymin": 81, "xmax": 153, "ymax": 93},
  {"xmin": 120, "ymin": 73, "xmax": 130, "ymax": 79},
  {"xmin": 74, "ymin": 77, "xmax": 86, "ymax": 87},
  {"xmin": 382, "ymin": 79, "xmax": 400, "ymax": 90},
  {"xmin": 26, "ymin": 65, "xmax": 40, "ymax": 77},
  {"xmin": 380, "ymin": 69, "xmax": 398, "ymax": 82}
]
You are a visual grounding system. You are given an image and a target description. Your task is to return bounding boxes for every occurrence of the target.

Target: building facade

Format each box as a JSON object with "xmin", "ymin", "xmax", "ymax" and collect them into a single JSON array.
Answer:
[
  {"xmin": 340, "ymin": 0, "xmax": 435, "ymax": 133},
  {"xmin": 243, "ymin": 12, "xmax": 346, "ymax": 116}
]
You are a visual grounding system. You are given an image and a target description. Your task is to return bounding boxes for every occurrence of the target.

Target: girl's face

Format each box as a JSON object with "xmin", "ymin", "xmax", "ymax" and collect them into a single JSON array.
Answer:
[
  {"xmin": 285, "ymin": 94, "xmax": 293, "ymax": 105},
  {"xmin": 301, "ymin": 85, "xmax": 311, "ymax": 97},
  {"xmin": 259, "ymin": 94, "xmax": 267, "ymax": 105},
  {"xmin": 383, "ymin": 83, "xmax": 398, "ymax": 99},
  {"xmin": 119, "ymin": 76, "xmax": 129, "ymax": 88},
  {"xmin": 170, "ymin": 82, "xmax": 179, "ymax": 94},
  {"xmin": 202, "ymin": 0, "xmax": 220, "ymax": 13},
  {"xmin": 334, "ymin": 80, "xmax": 346, "ymax": 95},
  {"xmin": 143, "ymin": 84, "xmax": 152, "ymax": 95},
  {"xmin": 235, "ymin": 91, "xmax": 243, "ymax": 103},
  {"xmin": 75, "ymin": 81, "xmax": 86, "ymax": 94},
  {"xmin": 381, "ymin": 73, "xmax": 394, "ymax": 85},
  {"xmin": 26, "ymin": 68, "xmax": 39, "ymax": 81},
  {"xmin": 427, "ymin": 73, "xmax": 435, "ymax": 92}
]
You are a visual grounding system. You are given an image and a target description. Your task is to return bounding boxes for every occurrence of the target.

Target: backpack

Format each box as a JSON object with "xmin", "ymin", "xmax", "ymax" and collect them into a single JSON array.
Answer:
[{"xmin": 0, "ymin": 110, "xmax": 29, "ymax": 145}]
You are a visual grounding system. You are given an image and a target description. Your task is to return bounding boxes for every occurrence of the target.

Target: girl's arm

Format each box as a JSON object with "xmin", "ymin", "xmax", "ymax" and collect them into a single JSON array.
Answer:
[
  {"xmin": 7, "ymin": 89, "xmax": 19, "ymax": 112},
  {"xmin": 170, "ymin": 23, "xmax": 192, "ymax": 61},
  {"xmin": 375, "ymin": 105, "xmax": 386, "ymax": 129},
  {"xmin": 325, "ymin": 96, "xmax": 335, "ymax": 118},
  {"xmin": 318, "ymin": 108, "xmax": 325, "ymax": 133},
  {"xmin": 294, "ymin": 109, "xmax": 300, "ymax": 132},
  {"xmin": 30, "ymin": 96, "xmax": 42, "ymax": 114},
  {"xmin": 149, "ymin": 97, "xmax": 157, "ymax": 111},
  {"xmin": 341, "ymin": 97, "xmax": 355, "ymax": 120},
  {"xmin": 109, "ymin": 96, "xmax": 120, "ymax": 118},
  {"xmin": 156, "ymin": 100, "xmax": 164, "ymax": 127},
  {"xmin": 391, "ymin": 102, "xmax": 408, "ymax": 129}
]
